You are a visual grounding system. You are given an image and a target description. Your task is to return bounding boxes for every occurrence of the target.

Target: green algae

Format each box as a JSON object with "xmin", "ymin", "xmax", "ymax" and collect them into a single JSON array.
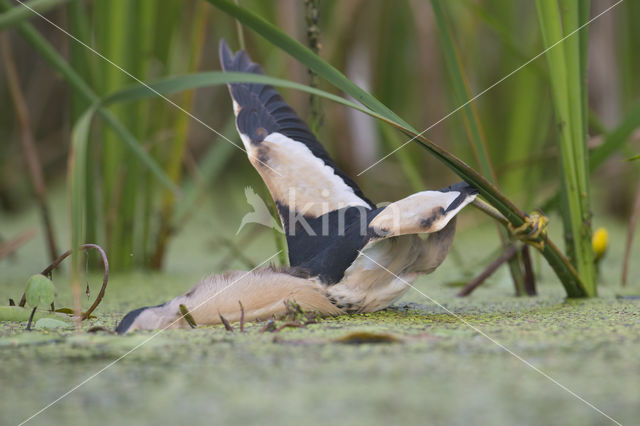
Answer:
[
  {"xmin": 33, "ymin": 318, "xmax": 73, "ymax": 330},
  {"xmin": 1, "ymin": 281, "xmax": 638, "ymax": 425}
]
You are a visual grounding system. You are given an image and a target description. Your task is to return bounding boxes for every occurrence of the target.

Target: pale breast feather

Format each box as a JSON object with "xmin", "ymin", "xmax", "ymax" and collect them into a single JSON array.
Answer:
[{"xmin": 258, "ymin": 132, "xmax": 371, "ymax": 217}]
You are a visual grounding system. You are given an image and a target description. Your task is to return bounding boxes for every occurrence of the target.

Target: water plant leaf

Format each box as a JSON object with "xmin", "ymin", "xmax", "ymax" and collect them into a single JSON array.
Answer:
[
  {"xmin": 25, "ymin": 274, "xmax": 55, "ymax": 307},
  {"xmin": 0, "ymin": 306, "xmax": 69, "ymax": 322},
  {"xmin": 179, "ymin": 304, "xmax": 197, "ymax": 328},
  {"xmin": 34, "ymin": 318, "xmax": 72, "ymax": 329}
]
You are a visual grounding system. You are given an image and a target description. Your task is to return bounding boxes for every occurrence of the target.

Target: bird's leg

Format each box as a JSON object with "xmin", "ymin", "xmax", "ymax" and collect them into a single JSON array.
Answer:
[{"xmin": 508, "ymin": 210, "xmax": 549, "ymax": 250}]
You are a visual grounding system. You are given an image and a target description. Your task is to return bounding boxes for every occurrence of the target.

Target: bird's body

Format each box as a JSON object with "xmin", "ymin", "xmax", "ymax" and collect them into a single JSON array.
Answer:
[{"xmin": 115, "ymin": 41, "xmax": 477, "ymax": 334}]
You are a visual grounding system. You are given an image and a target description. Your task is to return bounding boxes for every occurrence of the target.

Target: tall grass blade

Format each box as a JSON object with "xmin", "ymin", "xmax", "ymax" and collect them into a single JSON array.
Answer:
[
  {"xmin": 590, "ymin": 100, "xmax": 640, "ymax": 169},
  {"xmin": 96, "ymin": 0, "xmax": 139, "ymax": 270},
  {"xmin": 578, "ymin": 1, "xmax": 591, "ymax": 143},
  {"xmin": 68, "ymin": 106, "xmax": 94, "ymax": 327},
  {"xmin": 536, "ymin": 0, "xmax": 596, "ymax": 295},
  {"xmin": 0, "ymin": 0, "xmax": 178, "ymax": 194},
  {"xmin": 431, "ymin": 0, "xmax": 496, "ymax": 182},
  {"xmin": 378, "ymin": 123, "xmax": 423, "ymax": 192},
  {"xmin": 102, "ymin": 71, "xmax": 376, "ymax": 116},
  {"xmin": 174, "ymin": 121, "xmax": 238, "ymax": 225},
  {"xmin": 541, "ymin": 101, "xmax": 640, "ymax": 213},
  {"xmin": 150, "ymin": 3, "xmax": 209, "ymax": 269},
  {"xmin": 621, "ymin": 180, "xmax": 640, "ymax": 287},
  {"xmin": 431, "ymin": 0, "xmax": 529, "ymax": 296},
  {"xmin": 0, "ymin": 0, "xmax": 70, "ymax": 31},
  {"xmin": 460, "ymin": 0, "xmax": 546, "ymax": 78},
  {"xmin": 68, "ymin": 0, "xmax": 98, "ymax": 266}
]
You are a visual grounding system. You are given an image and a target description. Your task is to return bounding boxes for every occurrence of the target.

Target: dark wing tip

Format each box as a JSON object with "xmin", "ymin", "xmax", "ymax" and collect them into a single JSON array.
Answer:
[
  {"xmin": 219, "ymin": 38, "xmax": 233, "ymax": 71},
  {"xmin": 441, "ymin": 182, "xmax": 479, "ymax": 196},
  {"xmin": 218, "ymin": 39, "xmax": 264, "ymax": 75},
  {"xmin": 440, "ymin": 182, "xmax": 478, "ymax": 213},
  {"xmin": 115, "ymin": 306, "xmax": 148, "ymax": 335}
]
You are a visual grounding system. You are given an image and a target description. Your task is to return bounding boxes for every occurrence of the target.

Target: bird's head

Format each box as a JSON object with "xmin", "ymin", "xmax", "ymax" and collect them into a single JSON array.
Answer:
[{"xmin": 115, "ymin": 303, "xmax": 175, "ymax": 334}]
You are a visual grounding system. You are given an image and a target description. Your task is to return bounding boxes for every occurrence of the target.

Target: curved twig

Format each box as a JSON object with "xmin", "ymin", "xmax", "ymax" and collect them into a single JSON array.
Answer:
[{"xmin": 18, "ymin": 244, "xmax": 109, "ymax": 320}]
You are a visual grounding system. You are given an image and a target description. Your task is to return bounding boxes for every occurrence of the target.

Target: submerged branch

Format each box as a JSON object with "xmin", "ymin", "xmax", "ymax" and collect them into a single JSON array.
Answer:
[{"xmin": 458, "ymin": 245, "xmax": 519, "ymax": 297}]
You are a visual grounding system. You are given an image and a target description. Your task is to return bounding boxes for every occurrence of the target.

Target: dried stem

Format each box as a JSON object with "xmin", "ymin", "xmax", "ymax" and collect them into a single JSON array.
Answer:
[
  {"xmin": 239, "ymin": 301, "xmax": 245, "ymax": 332},
  {"xmin": 521, "ymin": 245, "xmax": 537, "ymax": 296},
  {"xmin": 26, "ymin": 306, "xmax": 37, "ymax": 331},
  {"xmin": 458, "ymin": 244, "xmax": 519, "ymax": 297},
  {"xmin": 0, "ymin": 34, "xmax": 59, "ymax": 262},
  {"xmin": 304, "ymin": 0, "xmax": 323, "ymax": 133},
  {"xmin": 219, "ymin": 313, "xmax": 234, "ymax": 332}
]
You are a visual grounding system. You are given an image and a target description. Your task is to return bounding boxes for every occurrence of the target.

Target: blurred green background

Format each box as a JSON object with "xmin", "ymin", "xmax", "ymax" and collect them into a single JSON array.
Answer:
[{"xmin": 0, "ymin": 0, "xmax": 638, "ymax": 278}]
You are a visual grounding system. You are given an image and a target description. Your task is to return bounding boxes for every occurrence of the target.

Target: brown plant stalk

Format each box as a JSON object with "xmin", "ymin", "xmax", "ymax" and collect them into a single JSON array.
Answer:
[{"xmin": 0, "ymin": 34, "xmax": 58, "ymax": 262}]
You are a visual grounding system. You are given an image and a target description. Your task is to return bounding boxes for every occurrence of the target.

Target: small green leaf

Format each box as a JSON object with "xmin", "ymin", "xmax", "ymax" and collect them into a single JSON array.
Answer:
[
  {"xmin": 25, "ymin": 274, "xmax": 55, "ymax": 307},
  {"xmin": 628, "ymin": 154, "xmax": 640, "ymax": 162},
  {"xmin": 34, "ymin": 318, "xmax": 72, "ymax": 329},
  {"xmin": 179, "ymin": 304, "xmax": 197, "ymax": 328}
]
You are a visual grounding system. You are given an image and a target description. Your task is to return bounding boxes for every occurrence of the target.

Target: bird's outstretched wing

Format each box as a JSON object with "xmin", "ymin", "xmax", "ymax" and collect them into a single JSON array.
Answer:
[
  {"xmin": 299, "ymin": 182, "xmax": 478, "ymax": 284},
  {"xmin": 219, "ymin": 40, "xmax": 375, "ymax": 266}
]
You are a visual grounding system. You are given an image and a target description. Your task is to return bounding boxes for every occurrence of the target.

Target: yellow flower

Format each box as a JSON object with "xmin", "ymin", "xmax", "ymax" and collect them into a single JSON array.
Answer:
[{"xmin": 592, "ymin": 227, "xmax": 609, "ymax": 262}]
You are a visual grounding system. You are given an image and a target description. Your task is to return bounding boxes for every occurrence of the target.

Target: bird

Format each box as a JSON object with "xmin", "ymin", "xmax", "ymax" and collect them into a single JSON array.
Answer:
[
  {"xmin": 236, "ymin": 186, "xmax": 283, "ymax": 235},
  {"xmin": 114, "ymin": 40, "xmax": 478, "ymax": 334}
]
